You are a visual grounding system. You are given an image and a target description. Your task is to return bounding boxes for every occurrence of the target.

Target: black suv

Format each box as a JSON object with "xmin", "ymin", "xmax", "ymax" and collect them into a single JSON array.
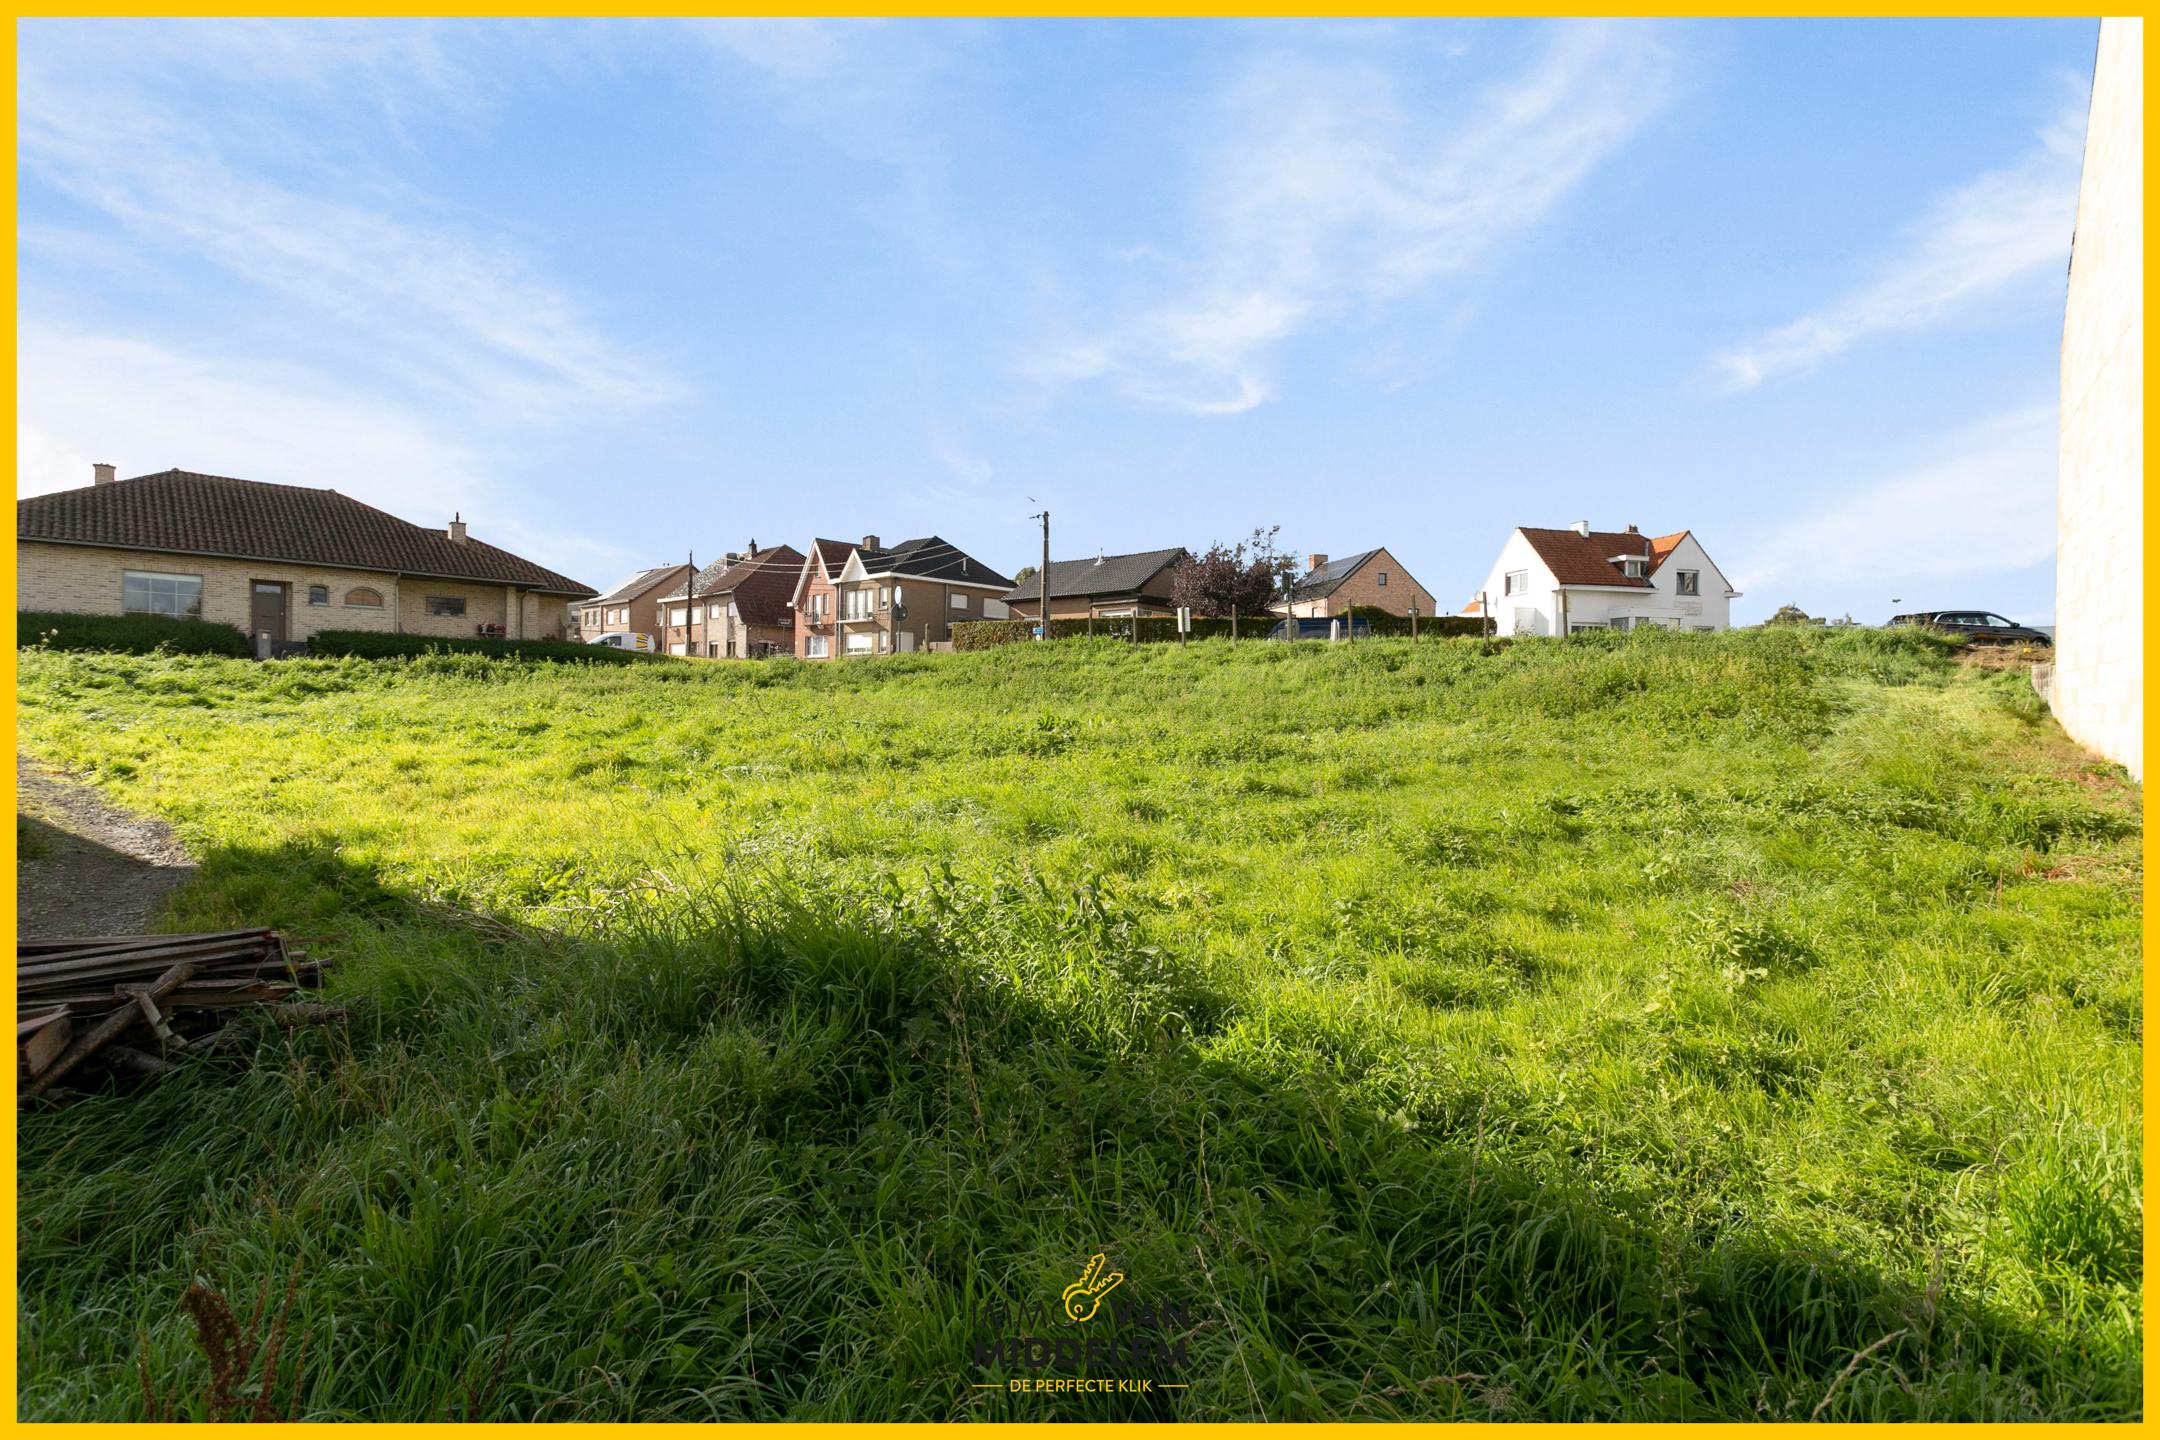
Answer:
[{"xmin": 1887, "ymin": 610, "xmax": 2052, "ymax": 645}]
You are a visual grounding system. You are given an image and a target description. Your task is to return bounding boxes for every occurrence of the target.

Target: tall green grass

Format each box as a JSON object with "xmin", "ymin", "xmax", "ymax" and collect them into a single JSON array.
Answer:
[{"xmin": 15, "ymin": 629, "xmax": 2141, "ymax": 1419}]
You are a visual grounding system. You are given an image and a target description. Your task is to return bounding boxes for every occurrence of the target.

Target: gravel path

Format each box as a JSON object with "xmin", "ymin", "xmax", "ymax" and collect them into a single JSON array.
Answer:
[{"xmin": 17, "ymin": 756, "xmax": 196, "ymax": 938}]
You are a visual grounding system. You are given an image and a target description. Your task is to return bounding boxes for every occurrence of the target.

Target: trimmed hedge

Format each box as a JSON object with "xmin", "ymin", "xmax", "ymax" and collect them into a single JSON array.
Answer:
[
  {"xmin": 952, "ymin": 612, "xmax": 1487, "ymax": 651},
  {"xmin": 309, "ymin": 630, "xmax": 656, "ymax": 664},
  {"xmin": 18, "ymin": 610, "xmax": 251, "ymax": 657}
]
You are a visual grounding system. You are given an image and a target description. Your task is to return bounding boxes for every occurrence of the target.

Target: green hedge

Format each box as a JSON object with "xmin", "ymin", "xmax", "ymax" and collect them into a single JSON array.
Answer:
[
  {"xmin": 952, "ymin": 612, "xmax": 1487, "ymax": 651},
  {"xmin": 309, "ymin": 630, "xmax": 656, "ymax": 664},
  {"xmin": 18, "ymin": 610, "xmax": 251, "ymax": 657}
]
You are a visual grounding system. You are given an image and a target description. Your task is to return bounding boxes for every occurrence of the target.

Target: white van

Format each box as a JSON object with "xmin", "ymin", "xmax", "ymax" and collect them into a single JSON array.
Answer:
[{"xmin": 588, "ymin": 632, "xmax": 655, "ymax": 653}]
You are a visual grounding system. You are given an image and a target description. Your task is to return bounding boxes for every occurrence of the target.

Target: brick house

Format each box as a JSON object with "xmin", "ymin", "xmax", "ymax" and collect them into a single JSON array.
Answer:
[
  {"xmin": 1278, "ymin": 548, "xmax": 1437, "ymax": 620},
  {"xmin": 792, "ymin": 534, "xmax": 1013, "ymax": 658},
  {"xmin": 578, "ymin": 563, "xmax": 692, "ymax": 644},
  {"xmin": 654, "ymin": 543, "xmax": 803, "ymax": 658},
  {"xmin": 998, "ymin": 547, "xmax": 1188, "ymax": 620},
  {"xmin": 17, "ymin": 465, "xmax": 594, "ymax": 649}
]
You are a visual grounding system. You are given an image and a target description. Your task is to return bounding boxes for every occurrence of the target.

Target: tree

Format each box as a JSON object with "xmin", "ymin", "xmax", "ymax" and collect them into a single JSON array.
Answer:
[
  {"xmin": 1011, "ymin": 564, "xmax": 1037, "ymax": 587},
  {"xmin": 1170, "ymin": 527, "xmax": 1298, "ymax": 617},
  {"xmin": 1764, "ymin": 603, "xmax": 1822, "ymax": 627}
]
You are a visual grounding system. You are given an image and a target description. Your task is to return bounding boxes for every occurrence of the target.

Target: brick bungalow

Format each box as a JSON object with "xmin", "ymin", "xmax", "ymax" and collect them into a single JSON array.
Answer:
[
  {"xmin": 655, "ymin": 542, "xmax": 804, "ymax": 658},
  {"xmin": 998, "ymin": 547, "xmax": 1188, "ymax": 620},
  {"xmin": 578, "ymin": 562, "xmax": 692, "ymax": 643},
  {"xmin": 17, "ymin": 464, "xmax": 594, "ymax": 649},
  {"xmin": 1277, "ymin": 548, "xmax": 1437, "ymax": 620},
  {"xmin": 792, "ymin": 534, "xmax": 1013, "ymax": 658}
]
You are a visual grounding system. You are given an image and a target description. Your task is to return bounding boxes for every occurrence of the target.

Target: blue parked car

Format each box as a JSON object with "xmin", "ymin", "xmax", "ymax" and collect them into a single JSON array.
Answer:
[{"xmin": 1265, "ymin": 616, "xmax": 1374, "ymax": 642}]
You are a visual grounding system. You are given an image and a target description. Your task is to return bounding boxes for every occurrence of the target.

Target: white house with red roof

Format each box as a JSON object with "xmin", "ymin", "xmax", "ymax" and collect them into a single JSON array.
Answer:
[{"xmin": 1463, "ymin": 522, "xmax": 1739, "ymax": 636}]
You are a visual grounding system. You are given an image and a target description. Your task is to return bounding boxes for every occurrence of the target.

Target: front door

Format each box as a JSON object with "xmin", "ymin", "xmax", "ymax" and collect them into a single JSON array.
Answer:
[{"xmin": 250, "ymin": 581, "xmax": 288, "ymax": 648}]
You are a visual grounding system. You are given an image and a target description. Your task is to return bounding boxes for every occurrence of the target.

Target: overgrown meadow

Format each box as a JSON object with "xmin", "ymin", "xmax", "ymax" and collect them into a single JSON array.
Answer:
[{"xmin": 14, "ymin": 629, "xmax": 2142, "ymax": 1420}]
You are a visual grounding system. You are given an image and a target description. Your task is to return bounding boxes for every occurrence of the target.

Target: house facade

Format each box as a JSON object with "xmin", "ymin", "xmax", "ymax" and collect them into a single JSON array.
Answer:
[
  {"xmin": 2051, "ymin": 17, "xmax": 2142, "ymax": 778},
  {"xmin": 1278, "ymin": 548, "xmax": 1437, "ymax": 619},
  {"xmin": 655, "ymin": 543, "xmax": 803, "ymax": 658},
  {"xmin": 999, "ymin": 547, "xmax": 1187, "ymax": 620},
  {"xmin": 579, "ymin": 563, "xmax": 692, "ymax": 643},
  {"xmin": 17, "ymin": 465, "xmax": 593, "ymax": 648},
  {"xmin": 1464, "ymin": 524, "xmax": 1738, "ymax": 636},
  {"xmin": 793, "ymin": 534, "xmax": 1013, "ymax": 658}
]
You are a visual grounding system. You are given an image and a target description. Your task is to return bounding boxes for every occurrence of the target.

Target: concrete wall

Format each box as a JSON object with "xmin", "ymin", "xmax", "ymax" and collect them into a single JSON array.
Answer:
[
  {"xmin": 19, "ymin": 541, "xmax": 571, "ymax": 645},
  {"xmin": 2054, "ymin": 17, "xmax": 2143, "ymax": 778}
]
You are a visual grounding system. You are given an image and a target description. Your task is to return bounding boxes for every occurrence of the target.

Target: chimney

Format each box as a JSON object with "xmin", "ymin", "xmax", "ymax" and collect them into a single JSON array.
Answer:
[
  {"xmin": 1625, "ymin": 523, "xmax": 1639, "ymax": 535},
  {"xmin": 447, "ymin": 513, "xmax": 468, "ymax": 545},
  {"xmin": 92, "ymin": 462, "xmax": 116, "ymax": 486},
  {"xmin": 862, "ymin": 534, "xmax": 881, "ymax": 550},
  {"xmin": 1307, "ymin": 553, "xmax": 1328, "ymax": 571},
  {"xmin": 1571, "ymin": 520, "xmax": 1591, "ymax": 537}
]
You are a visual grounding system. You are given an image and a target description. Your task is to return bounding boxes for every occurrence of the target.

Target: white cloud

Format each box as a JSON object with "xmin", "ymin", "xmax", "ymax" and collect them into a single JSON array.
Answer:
[
  {"xmin": 1713, "ymin": 93, "xmax": 2087, "ymax": 391},
  {"xmin": 1033, "ymin": 21, "xmax": 1676, "ymax": 414},
  {"xmin": 1731, "ymin": 404, "xmax": 2057, "ymax": 594},
  {"xmin": 18, "ymin": 24, "xmax": 677, "ymax": 424},
  {"xmin": 17, "ymin": 325, "xmax": 629, "ymax": 583}
]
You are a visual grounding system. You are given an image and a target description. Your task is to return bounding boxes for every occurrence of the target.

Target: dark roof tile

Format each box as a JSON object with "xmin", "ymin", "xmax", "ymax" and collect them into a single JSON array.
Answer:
[{"xmin": 19, "ymin": 469, "xmax": 595, "ymax": 596}]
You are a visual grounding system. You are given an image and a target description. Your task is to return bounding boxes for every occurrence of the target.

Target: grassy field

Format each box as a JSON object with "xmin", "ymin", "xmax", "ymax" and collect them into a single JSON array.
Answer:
[{"xmin": 14, "ymin": 630, "xmax": 2142, "ymax": 1420}]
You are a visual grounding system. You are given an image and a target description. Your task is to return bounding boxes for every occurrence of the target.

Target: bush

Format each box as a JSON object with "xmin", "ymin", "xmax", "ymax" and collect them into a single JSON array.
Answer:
[
  {"xmin": 308, "ymin": 630, "xmax": 655, "ymax": 664},
  {"xmin": 952, "ymin": 612, "xmax": 1486, "ymax": 650},
  {"xmin": 18, "ymin": 611, "xmax": 250, "ymax": 657}
]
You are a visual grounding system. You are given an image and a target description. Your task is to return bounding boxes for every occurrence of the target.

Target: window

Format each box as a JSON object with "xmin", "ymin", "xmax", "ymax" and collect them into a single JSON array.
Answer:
[
  {"xmin": 879, "ymin": 585, "xmax": 890, "ymax": 610},
  {"xmin": 1676, "ymin": 569, "xmax": 1700, "ymax": 597},
  {"xmin": 1377, "ymin": 571, "xmax": 1388, "ymax": 587},
  {"xmin": 951, "ymin": 593, "xmax": 968, "ymax": 611},
  {"xmin": 709, "ymin": 603, "xmax": 725, "ymax": 623},
  {"xmin": 844, "ymin": 631, "xmax": 875, "ymax": 655},
  {"xmin": 425, "ymin": 595, "xmax": 466, "ymax": 617},
  {"xmin": 122, "ymin": 570, "xmax": 203, "ymax": 619},
  {"xmin": 845, "ymin": 588, "xmax": 874, "ymax": 620},
  {"xmin": 1621, "ymin": 558, "xmax": 1646, "ymax": 579},
  {"xmin": 726, "ymin": 602, "xmax": 738, "ymax": 619},
  {"xmin": 807, "ymin": 634, "xmax": 829, "ymax": 657},
  {"xmin": 668, "ymin": 606, "xmax": 688, "ymax": 626},
  {"xmin": 307, "ymin": 584, "xmax": 329, "ymax": 605},
  {"xmin": 346, "ymin": 586, "xmax": 384, "ymax": 608},
  {"xmin": 1503, "ymin": 570, "xmax": 1529, "ymax": 596}
]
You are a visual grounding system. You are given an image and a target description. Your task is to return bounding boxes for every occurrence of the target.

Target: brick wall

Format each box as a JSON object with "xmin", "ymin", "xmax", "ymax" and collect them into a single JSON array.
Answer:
[
  {"xmin": 19, "ymin": 542, "xmax": 572, "ymax": 645},
  {"xmin": 1289, "ymin": 549, "xmax": 1437, "ymax": 619},
  {"xmin": 2055, "ymin": 18, "xmax": 2143, "ymax": 778}
]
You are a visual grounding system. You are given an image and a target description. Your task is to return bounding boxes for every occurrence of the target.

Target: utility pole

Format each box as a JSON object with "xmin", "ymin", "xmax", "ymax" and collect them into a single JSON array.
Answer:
[
  {"xmin": 1027, "ymin": 507, "xmax": 1050, "ymax": 639},
  {"xmin": 684, "ymin": 550, "xmax": 696, "ymax": 657}
]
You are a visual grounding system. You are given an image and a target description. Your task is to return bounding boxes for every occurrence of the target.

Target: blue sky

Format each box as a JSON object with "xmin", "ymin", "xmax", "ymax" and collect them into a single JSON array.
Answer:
[{"xmin": 18, "ymin": 18, "xmax": 2096, "ymax": 622}]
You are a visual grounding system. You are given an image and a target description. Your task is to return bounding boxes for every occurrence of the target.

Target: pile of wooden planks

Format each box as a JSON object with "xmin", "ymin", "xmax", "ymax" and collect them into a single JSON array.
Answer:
[{"xmin": 18, "ymin": 929, "xmax": 341, "ymax": 1099}]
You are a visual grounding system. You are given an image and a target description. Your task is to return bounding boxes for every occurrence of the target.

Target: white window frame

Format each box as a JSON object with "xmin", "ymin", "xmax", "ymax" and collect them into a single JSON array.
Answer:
[
  {"xmin": 807, "ymin": 634, "xmax": 829, "ymax": 658},
  {"xmin": 1503, "ymin": 570, "xmax": 1529, "ymax": 597},
  {"xmin": 1676, "ymin": 569, "xmax": 1700, "ymax": 597},
  {"xmin": 122, "ymin": 570, "xmax": 203, "ymax": 619}
]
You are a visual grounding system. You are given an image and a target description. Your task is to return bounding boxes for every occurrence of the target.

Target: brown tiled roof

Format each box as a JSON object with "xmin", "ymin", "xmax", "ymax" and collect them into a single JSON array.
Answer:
[
  {"xmin": 665, "ymin": 544, "xmax": 805, "ymax": 627},
  {"xmin": 19, "ymin": 469, "xmax": 596, "ymax": 596},
  {"xmin": 1517, "ymin": 527, "xmax": 1687, "ymax": 590}
]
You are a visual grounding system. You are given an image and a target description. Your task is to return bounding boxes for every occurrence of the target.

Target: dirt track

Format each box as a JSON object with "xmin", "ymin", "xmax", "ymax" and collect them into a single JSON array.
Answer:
[{"xmin": 17, "ymin": 756, "xmax": 195, "ymax": 937}]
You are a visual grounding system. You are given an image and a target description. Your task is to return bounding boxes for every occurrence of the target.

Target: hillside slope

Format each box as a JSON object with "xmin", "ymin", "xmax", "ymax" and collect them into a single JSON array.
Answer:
[{"xmin": 15, "ymin": 631, "xmax": 2142, "ymax": 1420}]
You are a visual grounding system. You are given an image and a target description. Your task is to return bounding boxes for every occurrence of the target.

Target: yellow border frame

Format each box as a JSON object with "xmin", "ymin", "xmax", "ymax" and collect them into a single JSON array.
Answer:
[{"xmin": 2, "ymin": 8, "xmax": 2148, "ymax": 1432}]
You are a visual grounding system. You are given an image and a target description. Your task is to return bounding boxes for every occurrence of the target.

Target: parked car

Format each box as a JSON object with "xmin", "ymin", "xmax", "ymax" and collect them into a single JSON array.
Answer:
[
  {"xmin": 1266, "ymin": 616, "xmax": 1375, "ymax": 642},
  {"xmin": 1888, "ymin": 610, "xmax": 2052, "ymax": 645},
  {"xmin": 588, "ymin": 631, "xmax": 655, "ymax": 652}
]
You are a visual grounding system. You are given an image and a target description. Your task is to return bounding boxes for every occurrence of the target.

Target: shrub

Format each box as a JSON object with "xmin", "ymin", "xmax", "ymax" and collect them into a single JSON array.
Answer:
[
  {"xmin": 952, "ymin": 613, "xmax": 1485, "ymax": 650},
  {"xmin": 17, "ymin": 611, "xmax": 250, "ymax": 657},
  {"xmin": 308, "ymin": 631, "xmax": 655, "ymax": 664}
]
